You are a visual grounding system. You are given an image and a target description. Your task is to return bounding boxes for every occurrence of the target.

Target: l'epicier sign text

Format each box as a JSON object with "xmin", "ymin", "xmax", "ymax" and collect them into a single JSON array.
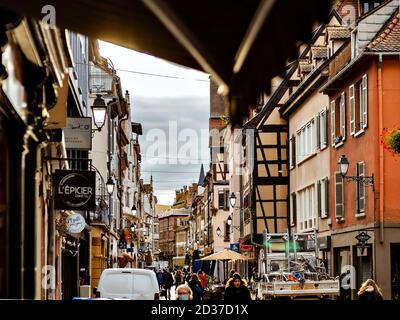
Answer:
[{"xmin": 54, "ymin": 170, "xmax": 96, "ymax": 210}]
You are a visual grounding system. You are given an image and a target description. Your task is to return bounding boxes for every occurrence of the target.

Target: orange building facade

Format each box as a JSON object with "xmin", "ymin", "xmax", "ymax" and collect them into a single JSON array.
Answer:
[{"xmin": 324, "ymin": 46, "xmax": 400, "ymax": 299}]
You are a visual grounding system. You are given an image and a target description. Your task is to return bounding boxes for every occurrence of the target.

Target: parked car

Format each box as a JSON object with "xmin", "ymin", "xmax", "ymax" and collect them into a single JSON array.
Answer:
[{"xmin": 97, "ymin": 268, "xmax": 160, "ymax": 300}]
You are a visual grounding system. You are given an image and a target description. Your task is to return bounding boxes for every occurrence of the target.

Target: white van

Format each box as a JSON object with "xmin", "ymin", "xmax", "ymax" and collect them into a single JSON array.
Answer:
[{"xmin": 97, "ymin": 268, "xmax": 160, "ymax": 300}]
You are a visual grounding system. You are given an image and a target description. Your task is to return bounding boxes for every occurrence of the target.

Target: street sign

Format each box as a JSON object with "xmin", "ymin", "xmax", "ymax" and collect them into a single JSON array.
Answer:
[
  {"xmin": 355, "ymin": 231, "xmax": 371, "ymax": 244},
  {"xmin": 66, "ymin": 213, "xmax": 86, "ymax": 234},
  {"xmin": 54, "ymin": 170, "xmax": 96, "ymax": 210},
  {"xmin": 64, "ymin": 117, "xmax": 92, "ymax": 150},
  {"xmin": 230, "ymin": 243, "xmax": 240, "ymax": 252}
]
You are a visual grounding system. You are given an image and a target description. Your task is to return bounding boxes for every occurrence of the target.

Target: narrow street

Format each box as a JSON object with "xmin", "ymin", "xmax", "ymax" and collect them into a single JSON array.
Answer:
[{"xmin": 0, "ymin": 0, "xmax": 399, "ymax": 302}]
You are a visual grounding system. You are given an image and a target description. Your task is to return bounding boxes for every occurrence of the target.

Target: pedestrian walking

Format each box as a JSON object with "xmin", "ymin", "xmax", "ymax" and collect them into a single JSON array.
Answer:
[
  {"xmin": 185, "ymin": 272, "xmax": 192, "ymax": 284},
  {"xmin": 162, "ymin": 269, "xmax": 174, "ymax": 300},
  {"xmin": 156, "ymin": 269, "xmax": 163, "ymax": 291},
  {"xmin": 358, "ymin": 279, "xmax": 383, "ymax": 300},
  {"xmin": 224, "ymin": 273, "xmax": 251, "ymax": 302},
  {"xmin": 174, "ymin": 270, "xmax": 184, "ymax": 287},
  {"xmin": 175, "ymin": 284, "xmax": 193, "ymax": 300},
  {"xmin": 197, "ymin": 269, "xmax": 207, "ymax": 289},
  {"xmin": 188, "ymin": 274, "xmax": 204, "ymax": 301}
]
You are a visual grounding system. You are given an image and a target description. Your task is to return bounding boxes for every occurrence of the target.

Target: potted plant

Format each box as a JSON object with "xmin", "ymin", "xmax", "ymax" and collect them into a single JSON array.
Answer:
[{"xmin": 381, "ymin": 128, "xmax": 400, "ymax": 156}]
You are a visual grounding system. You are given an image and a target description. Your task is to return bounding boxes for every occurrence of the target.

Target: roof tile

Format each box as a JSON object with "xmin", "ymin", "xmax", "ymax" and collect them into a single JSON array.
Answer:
[{"xmin": 367, "ymin": 11, "xmax": 400, "ymax": 52}]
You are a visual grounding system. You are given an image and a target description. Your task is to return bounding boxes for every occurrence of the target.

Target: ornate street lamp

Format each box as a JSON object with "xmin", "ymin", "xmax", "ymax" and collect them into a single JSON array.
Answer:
[
  {"xmin": 229, "ymin": 192, "xmax": 237, "ymax": 208},
  {"xmin": 106, "ymin": 176, "xmax": 115, "ymax": 195},
  {"xmin": 338, "ymin": 155, "xmax": 350, "ymax": 177},
  {"xmin": 91, "ymin": 94, "xmax": 107, "ymax": 131},
  {"xmin": 226, "ymin": 215, "xmax": 240, "ymax": 232},
  {"xmin": 131, "ymin": 205, "xmax": 137, "ymax": 215},
  {"xmin": 338, "ymin": 154, "xmax": 375, "ymax": 191}
]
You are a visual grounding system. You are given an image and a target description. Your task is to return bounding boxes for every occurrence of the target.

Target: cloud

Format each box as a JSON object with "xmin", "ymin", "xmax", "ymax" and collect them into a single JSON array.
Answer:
[
  {"xmin": 99, "ymin": 42, "xmax": 210, "ymax": 205},
  {"xmin": 132, "ymin": 94, "xmax": 209, "ymax": 204}
]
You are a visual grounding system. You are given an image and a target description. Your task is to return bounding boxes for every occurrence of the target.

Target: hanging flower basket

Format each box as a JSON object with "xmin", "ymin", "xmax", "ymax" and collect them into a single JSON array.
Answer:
[{"xmin": 381, "ymin": 128, "xmax": 400, "ymax": 156}]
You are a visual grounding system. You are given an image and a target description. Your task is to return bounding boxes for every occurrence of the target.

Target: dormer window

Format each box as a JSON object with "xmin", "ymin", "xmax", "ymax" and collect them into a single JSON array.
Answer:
[{"xmin": 360, "ymin": 0, "xmax": 383, "ymax": 15}]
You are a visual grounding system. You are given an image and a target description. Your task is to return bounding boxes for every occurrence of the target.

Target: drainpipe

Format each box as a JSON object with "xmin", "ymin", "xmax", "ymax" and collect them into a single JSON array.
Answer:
[
  {"xmin": 118, "ymin": 109, "xmax": 129, "ymax": 231},
  {"xmin": 378, "ymin": 54, "xmax": 384, "ymax": 244}
]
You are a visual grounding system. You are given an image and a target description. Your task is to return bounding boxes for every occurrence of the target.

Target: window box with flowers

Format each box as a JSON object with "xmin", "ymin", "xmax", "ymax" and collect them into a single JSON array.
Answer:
[{"xmin": 381, "ymin": 128, "xmax": 400, "ymax": 156}]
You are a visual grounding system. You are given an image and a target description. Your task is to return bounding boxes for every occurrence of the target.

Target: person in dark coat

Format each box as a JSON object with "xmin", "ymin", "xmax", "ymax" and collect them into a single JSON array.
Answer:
[
  {"xmin": 357, "ymin": 279, "xmax": 383, "ymax": 300},
  {"xmin": 224, "ymin": 273, "xmax": 252, "ymax": 302},
  {"xmin": 162, "ymin": 269, "xmax": 174, "ymax": 300},
  {"xmin": 156, "ymin": 269, "xmax": 164, "ymax": 290},
  {"xmin": 188, "ymin": 274, "xmax": 203, "ymax": 301}
]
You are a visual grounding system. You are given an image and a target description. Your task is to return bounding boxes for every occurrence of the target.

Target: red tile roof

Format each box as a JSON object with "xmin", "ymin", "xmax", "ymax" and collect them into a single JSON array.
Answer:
[
  {"xmin": 311, "ymin": 46, "xmax": 328, "ymax": 59},
  {"xmin": 299, "ymin": 60, "xmax": 313, "ymax": 73},
  {"xmin": 326, "ymin": 26, "xmax": 351, "ymax": 40},
  {"xmin": 367, "ymin": 10, "xmax": 400, "ymax": 52}
]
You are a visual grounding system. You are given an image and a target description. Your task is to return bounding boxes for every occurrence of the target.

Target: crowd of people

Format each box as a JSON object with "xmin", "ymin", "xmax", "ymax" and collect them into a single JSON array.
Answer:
[
  {"xmin": 153, "ymin": 267, "xmax": 253, "ymax": 301},
  {"xmin": 155, "ymin": 266, "xmax": 384, "ymax": 300}
]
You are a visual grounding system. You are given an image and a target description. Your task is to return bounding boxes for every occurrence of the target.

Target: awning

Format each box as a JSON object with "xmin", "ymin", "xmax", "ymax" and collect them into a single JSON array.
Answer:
[
  {"xmin": 0, "ymin": 0, "xmax": 331, "ymax": 126},
  {"xmin": 201, "ymin": 249, "xmax": 249, "ymax": 261}
]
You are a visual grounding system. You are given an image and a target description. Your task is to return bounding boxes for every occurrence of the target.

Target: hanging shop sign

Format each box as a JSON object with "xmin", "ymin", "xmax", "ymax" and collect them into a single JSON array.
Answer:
[
  {"xmin": 54, "ymin": 170, "xmax": 96, "ymax": 210},
  {"xmin": 240, "ymin": 243, "xmax": 253, "ymax": 252},
  {"xmin": 230, "ymin": 243, "xmax": 240, "ymax": 252},
  {"xmin": 64, "ymin": 117, "xmax": 92, "ymax": 150},
  {"xmin": 66, "ymin": 213, "xmax": 86, "ymax": 234}
]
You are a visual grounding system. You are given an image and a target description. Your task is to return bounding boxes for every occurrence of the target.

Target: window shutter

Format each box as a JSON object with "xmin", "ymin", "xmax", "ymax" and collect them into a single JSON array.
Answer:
[
  {"xmin": 324, "ymin": 109, "xmax": 329, "ymax": 146},
  {"xmin": 296, "ymin": 132, "xmax": 300, "ymax": 163},
  {"xmin": 225, "ymin": 190, "xmax": 229, "ymax": 210},
  {"xmin": 312, "ymin": 119, "xmax": 317, "ymax": 153},
  {"xmin": 362, "ymin": 74, "xmax": 368, "ymax": 129},
  {"xmin": 340, "ymin": 92, "xmax": 346, "ymax": 141},
  {"xmin": 349, "ymin": 85, "xmax": 355, "ymax": 135},
  {"xmin": 316, "ymin": 114, "xmax": 321, "ymax": 150},
  {"xmin": 325, "ymin": 178, "xmax": 330, "ymax": 217},
  {"xmin": 291, "ymin": 193, "xmax": 297, "ymax": 226},
  {"xmin": 293, "ymin": 136, "xmax": 296, "ymax": 166},
  {"xmin": 218, "ymin": 192, "xmax": 225, "ymax": 209},
  {"xmin": 331, "ymin": 101, "xmax": 336, "ymax": 146},
  {"xmin": 335, "ymin": 173, "xmax": 344, "ymax": 218},
  {"xmin": 358, "ymin": 162, "xmax": 365, "ymax": 213},
  {"xmin": 317, "ymin": 180, "xmax": 321, "ymax": 217},
  {"xmin": 224, "ymin": 222, "xmax": 230, "ymax": 240}
]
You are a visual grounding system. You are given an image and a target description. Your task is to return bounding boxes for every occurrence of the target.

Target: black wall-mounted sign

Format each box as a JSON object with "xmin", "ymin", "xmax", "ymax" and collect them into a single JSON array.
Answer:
[
  {"xmin": 54, "ymin": 170, "xmax": 96, "ymax": 210},
  {"xmin": 355, "ymin": 231, "xmax": 371, "ymax": 245}
]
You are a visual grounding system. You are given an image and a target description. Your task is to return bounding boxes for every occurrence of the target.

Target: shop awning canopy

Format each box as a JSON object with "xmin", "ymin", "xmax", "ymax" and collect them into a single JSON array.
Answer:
[
  {"xmin": 0, "ymin": 0, "xmax": 331, "ymax": 126},
  {"xmin": 201, "ymin": 249, "xmax": 249, "ymax": 261}
]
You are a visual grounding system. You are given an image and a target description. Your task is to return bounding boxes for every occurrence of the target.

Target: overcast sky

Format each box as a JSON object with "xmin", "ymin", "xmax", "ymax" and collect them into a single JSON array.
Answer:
[{"xmin": 99, "ymin": 41, "xmax": 210, "ymax": 205}]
